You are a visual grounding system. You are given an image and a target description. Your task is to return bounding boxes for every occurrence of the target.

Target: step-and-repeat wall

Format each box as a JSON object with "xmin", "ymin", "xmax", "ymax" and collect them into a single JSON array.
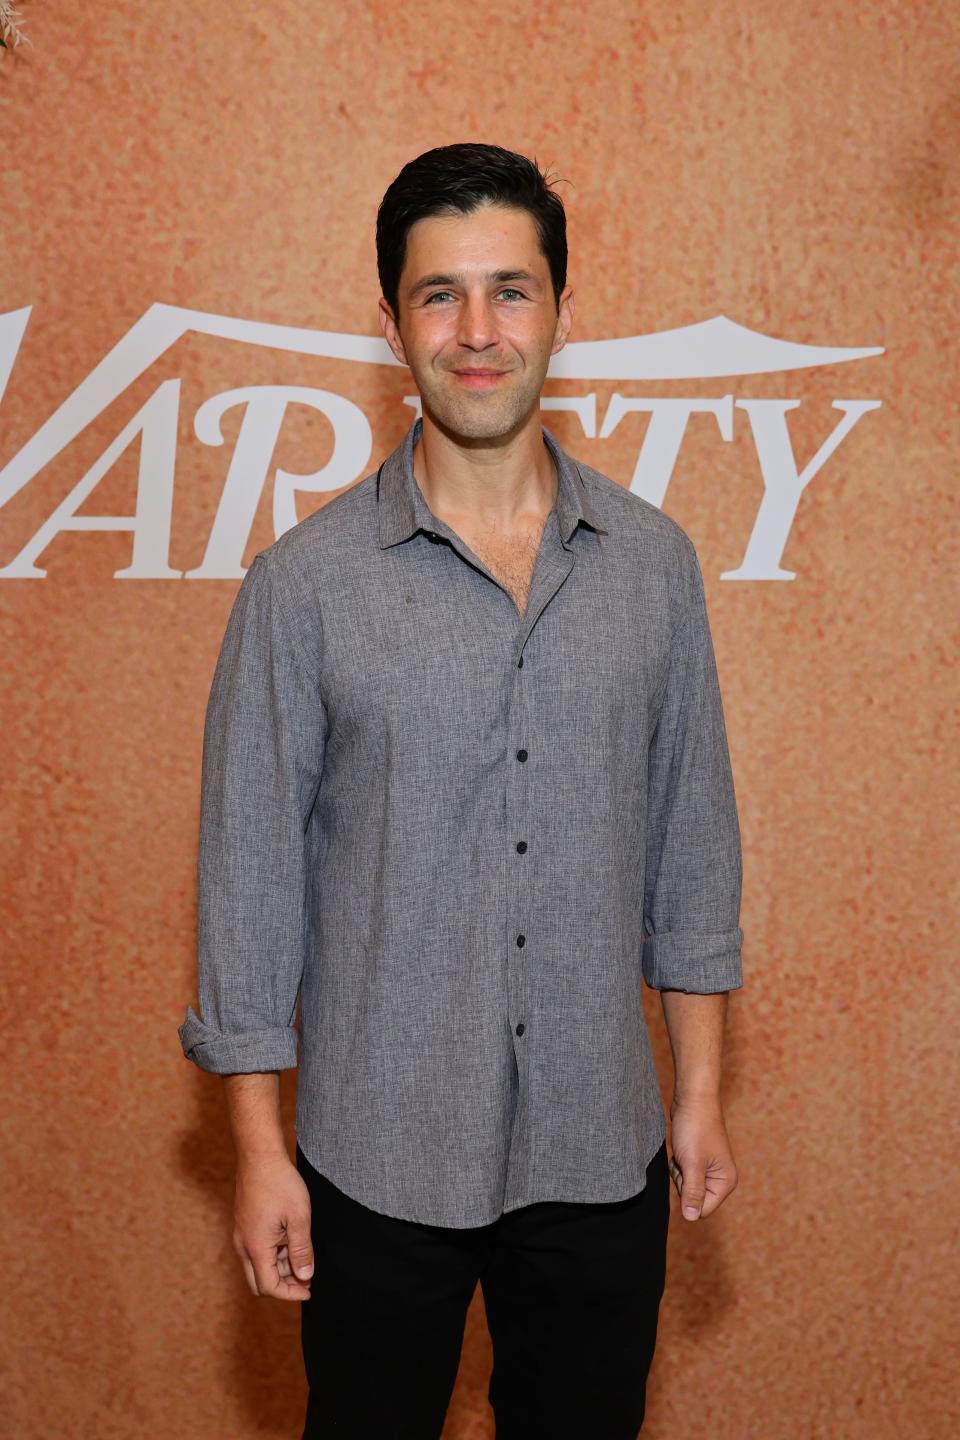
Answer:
[{"xmin": 2, "ymin": 3, "xmax": 955, "ymax": 1437}]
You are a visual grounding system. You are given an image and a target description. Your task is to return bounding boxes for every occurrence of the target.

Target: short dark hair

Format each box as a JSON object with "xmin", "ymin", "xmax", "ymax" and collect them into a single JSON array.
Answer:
[{"xmin": 376, "ymin": 142, "xmax": 568, "ymax": 319}]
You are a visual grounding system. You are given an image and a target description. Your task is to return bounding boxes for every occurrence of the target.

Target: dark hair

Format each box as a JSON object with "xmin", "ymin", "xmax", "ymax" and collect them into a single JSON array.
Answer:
[{"xmin": 376, "ymin": 142, "xmax": 568, "ymax": 319}]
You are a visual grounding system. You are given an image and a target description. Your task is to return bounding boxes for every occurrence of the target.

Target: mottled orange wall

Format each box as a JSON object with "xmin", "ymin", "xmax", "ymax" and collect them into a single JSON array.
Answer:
[{"xmin": 1, "ymin": 1, "xmax": 957, "ymax": 1437}]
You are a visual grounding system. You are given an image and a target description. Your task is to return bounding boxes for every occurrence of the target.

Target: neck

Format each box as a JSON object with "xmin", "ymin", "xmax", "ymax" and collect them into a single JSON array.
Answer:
[{"xmin": 412, "ymin": 407, "xmax": 558, "ymax": 532}]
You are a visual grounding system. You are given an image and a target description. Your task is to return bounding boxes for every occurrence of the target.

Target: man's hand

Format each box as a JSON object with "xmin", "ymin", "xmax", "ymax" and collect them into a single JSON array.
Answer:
[
  {"xmin": 232, "ymin": 1153, "xmax": 315, "ymax": 1300},
  {"xmin": 667, "ymin": 1095, "xmax": 739, "ymax": 1221}
]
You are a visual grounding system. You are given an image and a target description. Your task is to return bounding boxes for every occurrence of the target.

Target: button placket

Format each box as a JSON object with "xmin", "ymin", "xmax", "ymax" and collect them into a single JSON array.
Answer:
[
  {"xmin": 501, "ymin": 534, "xmax": 576, "ymax": 1209},
  {"xmin": 508, "ymin": 641, "xmax": 530, "ymax": 1050}
]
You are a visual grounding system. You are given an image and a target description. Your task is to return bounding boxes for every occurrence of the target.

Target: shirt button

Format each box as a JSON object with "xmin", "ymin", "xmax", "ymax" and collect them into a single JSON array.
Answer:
[
  {"xmin": 517, "ymin": 748, "xmax": 528, "ymax": 762},
  {"xmin": 516, "ymin": 1023, "xmax": 525, "ymax": 1037},
  {"xmin": 516, "ymin": 841, "xmax": 527, "ymax": 853},
  {"xmin": 516, "ymin": 934, "xmax": 525, "ymax": 947}
]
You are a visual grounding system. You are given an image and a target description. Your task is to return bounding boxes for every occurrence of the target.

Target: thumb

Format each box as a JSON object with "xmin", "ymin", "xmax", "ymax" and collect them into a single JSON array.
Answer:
[
  {"xmin": 287, "ymin": 1220, "xmax": 315, "ymax": 1279},
  {"xmin": 680, "ymin": 1163, "xmax": 706, "ymax": 1220}
]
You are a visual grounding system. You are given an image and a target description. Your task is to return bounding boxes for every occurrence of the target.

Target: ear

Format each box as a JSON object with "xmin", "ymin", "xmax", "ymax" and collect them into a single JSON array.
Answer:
[
  {"xmin": 379, "ymin": 297, "xmax": 409, "ymax": 366},
  {"xmin": 551, "ymin": 284, "xmax": 574, "ymax": 356}
]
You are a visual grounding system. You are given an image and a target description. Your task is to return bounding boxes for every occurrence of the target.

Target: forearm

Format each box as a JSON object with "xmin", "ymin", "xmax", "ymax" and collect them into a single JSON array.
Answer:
[
  {"xmin": 659, "ymin": 989, "xmax": 730, "ymax": 1103},
  {"xmin": 221, "ymin": 1073, "xmax": 288, "ymax": 1164}
]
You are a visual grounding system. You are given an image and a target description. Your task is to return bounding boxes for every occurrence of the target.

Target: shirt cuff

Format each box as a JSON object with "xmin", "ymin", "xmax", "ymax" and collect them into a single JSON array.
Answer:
[
  {"xmin": 642, "ymin": 928, "xmax": 744, "ymax": 993},
  {"xmin": 178, "ymin": 1005, "xmax": 300, "ymax": 1074}
]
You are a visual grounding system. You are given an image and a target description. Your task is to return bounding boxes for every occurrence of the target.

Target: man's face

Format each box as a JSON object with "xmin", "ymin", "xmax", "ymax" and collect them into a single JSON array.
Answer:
[{"xmin": 379, "ymin": 203, "xmax": 573, "ymax": 441}]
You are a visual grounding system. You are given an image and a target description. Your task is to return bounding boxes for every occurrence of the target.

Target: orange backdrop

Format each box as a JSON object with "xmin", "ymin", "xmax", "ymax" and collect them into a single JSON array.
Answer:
[{"xmin": 2, "ymin": 2, "xmax": 957, "ymax": 1437}]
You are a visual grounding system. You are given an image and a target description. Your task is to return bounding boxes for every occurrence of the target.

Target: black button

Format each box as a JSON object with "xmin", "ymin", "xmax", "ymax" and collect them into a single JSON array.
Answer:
[
  {"xmin": 516, "ymin": 841, "xmax": 527, "ymax": 853},
  {"xmin": 517, "ymin": 748, "xmax": 528, "ymax": 762},
  {"xmin": 517, "ymin": 655, "xmax": 524, "ymax": 668},
  {"xmin": 515, "ymin": 1023, "xmax": 525, "ymax": 1036},
  {"xmin": 516, "ymin": 934, "xmax": 525, "ymax": 947}
]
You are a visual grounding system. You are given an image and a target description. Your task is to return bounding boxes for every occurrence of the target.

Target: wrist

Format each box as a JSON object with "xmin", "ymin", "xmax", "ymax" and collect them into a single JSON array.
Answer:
[
  {"xmin": 671, "ymin": 1084, "xmax": 722, "ymax": 1109},
  {"xmin": 234, "ymin": 1141, "xmax": 290, "ymax": 1169}
]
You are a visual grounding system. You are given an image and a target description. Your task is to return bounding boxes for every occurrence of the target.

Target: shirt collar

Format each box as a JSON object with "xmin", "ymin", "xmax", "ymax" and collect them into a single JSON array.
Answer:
[{"xmin": 377, "ymin": 415, "xmax": 608, "ymax": 550}]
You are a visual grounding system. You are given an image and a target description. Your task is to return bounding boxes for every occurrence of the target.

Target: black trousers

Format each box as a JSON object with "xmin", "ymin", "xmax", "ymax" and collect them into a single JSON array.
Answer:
[{"xmin": 296, "ymin": 1139, "xmax": 670, "ymax": 1439}]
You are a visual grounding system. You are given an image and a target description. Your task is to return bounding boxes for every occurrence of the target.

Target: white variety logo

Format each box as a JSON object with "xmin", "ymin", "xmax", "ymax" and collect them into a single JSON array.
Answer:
[{"xmin": 0, "ymin": 305, "xmax": 882, "ymax": 581}]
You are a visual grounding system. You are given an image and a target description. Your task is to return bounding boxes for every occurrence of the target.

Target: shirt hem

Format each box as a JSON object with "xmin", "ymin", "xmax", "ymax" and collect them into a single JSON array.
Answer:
[{"xmin": 294, "ymin": 1111, "xmax": 668, "ymax": 1229}]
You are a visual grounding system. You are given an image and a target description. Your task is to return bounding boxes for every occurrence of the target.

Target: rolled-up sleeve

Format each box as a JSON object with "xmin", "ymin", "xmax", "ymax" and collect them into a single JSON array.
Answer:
[
  {"xmin": 178, "ymin": 550, "xmax": 326, "ymax": 1073},
  {"xmin": 641, "ymin": 534, "xmax": 744, "ymax": 993}
]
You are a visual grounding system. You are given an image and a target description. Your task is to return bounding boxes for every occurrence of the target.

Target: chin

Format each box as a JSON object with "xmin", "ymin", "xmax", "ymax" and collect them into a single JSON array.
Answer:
[{"xmin": 425, "ymin": 393, "xmax": 534, "ymax": 442}]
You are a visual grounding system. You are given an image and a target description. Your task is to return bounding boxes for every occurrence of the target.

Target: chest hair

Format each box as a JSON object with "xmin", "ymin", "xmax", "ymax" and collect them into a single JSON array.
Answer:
[{"xmin": 459, "ymin": 515, "xmax": 549, "ymax": 618}]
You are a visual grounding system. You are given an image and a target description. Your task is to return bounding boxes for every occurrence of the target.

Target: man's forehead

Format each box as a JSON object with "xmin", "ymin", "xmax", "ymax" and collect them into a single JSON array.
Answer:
[{"xmin": 403, "ymin": 204, "xmax": 545, "ymax": 270}]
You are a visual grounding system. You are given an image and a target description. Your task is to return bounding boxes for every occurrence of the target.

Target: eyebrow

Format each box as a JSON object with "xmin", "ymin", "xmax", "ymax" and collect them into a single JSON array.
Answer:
[{"xmin": 406, "ymin": 269, "xmax": 542, "ymax": 299}]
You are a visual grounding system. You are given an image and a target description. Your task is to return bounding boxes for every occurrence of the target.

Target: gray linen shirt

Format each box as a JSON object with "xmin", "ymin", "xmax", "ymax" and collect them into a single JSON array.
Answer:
[{"xmin": 178, "ymin": 415, "xmax": 744, "ymax": 1228}]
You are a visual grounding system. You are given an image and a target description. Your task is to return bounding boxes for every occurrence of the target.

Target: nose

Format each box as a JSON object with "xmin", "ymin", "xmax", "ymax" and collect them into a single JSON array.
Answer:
[{"xmin": 455, "ymin": 291, "xmax": 499, "ymax": 352}]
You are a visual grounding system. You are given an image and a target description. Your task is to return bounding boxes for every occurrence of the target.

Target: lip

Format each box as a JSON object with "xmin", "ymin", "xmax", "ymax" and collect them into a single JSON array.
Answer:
[{"xmin": 450, "ymin": 370, "xmax": 509, "ymax": 388}]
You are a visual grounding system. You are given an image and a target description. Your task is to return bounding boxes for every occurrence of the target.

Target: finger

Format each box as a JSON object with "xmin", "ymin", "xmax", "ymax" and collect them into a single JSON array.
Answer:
[
  {"xmin": 273, "ymin": 1273, "xmax": 313, "ymax": 1300},
  {"xmin": 679, "ymin": 1159, "xmax": 707, "ymax": 1220},
  {"xmin": 275, "ymin": 1244, "xmax": 305, "ymax": 1286},
  {"xmin": 285, "ymin": 1212, "xmax": 315, "ymax": 1282},
  {"xmin": 241, "ymin": 1254, "xmax": 259, "ymax": 1297},
  {"xmin": 250, "ymin": 1245, "xmax": 283, "ymax": 1295},
  {"xmin": 250, "ymin": 1246, "xmax": 312, "ymax": 1302},
  {"xmin": 699, "ymin": 1163, "xmax": 738, "ymax": 1217}
]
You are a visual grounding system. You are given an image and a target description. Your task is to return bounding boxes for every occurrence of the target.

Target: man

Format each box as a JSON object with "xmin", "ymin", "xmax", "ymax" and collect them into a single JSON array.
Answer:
[{"xmin": 179, "ymin": 142, "xmax": 745, "ymax": 1439}]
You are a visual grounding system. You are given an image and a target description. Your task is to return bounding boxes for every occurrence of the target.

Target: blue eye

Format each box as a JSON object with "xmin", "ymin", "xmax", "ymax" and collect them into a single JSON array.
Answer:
[{"xmin": 423, "ymin": 288, "xmax": 526, "ymax": 305}]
